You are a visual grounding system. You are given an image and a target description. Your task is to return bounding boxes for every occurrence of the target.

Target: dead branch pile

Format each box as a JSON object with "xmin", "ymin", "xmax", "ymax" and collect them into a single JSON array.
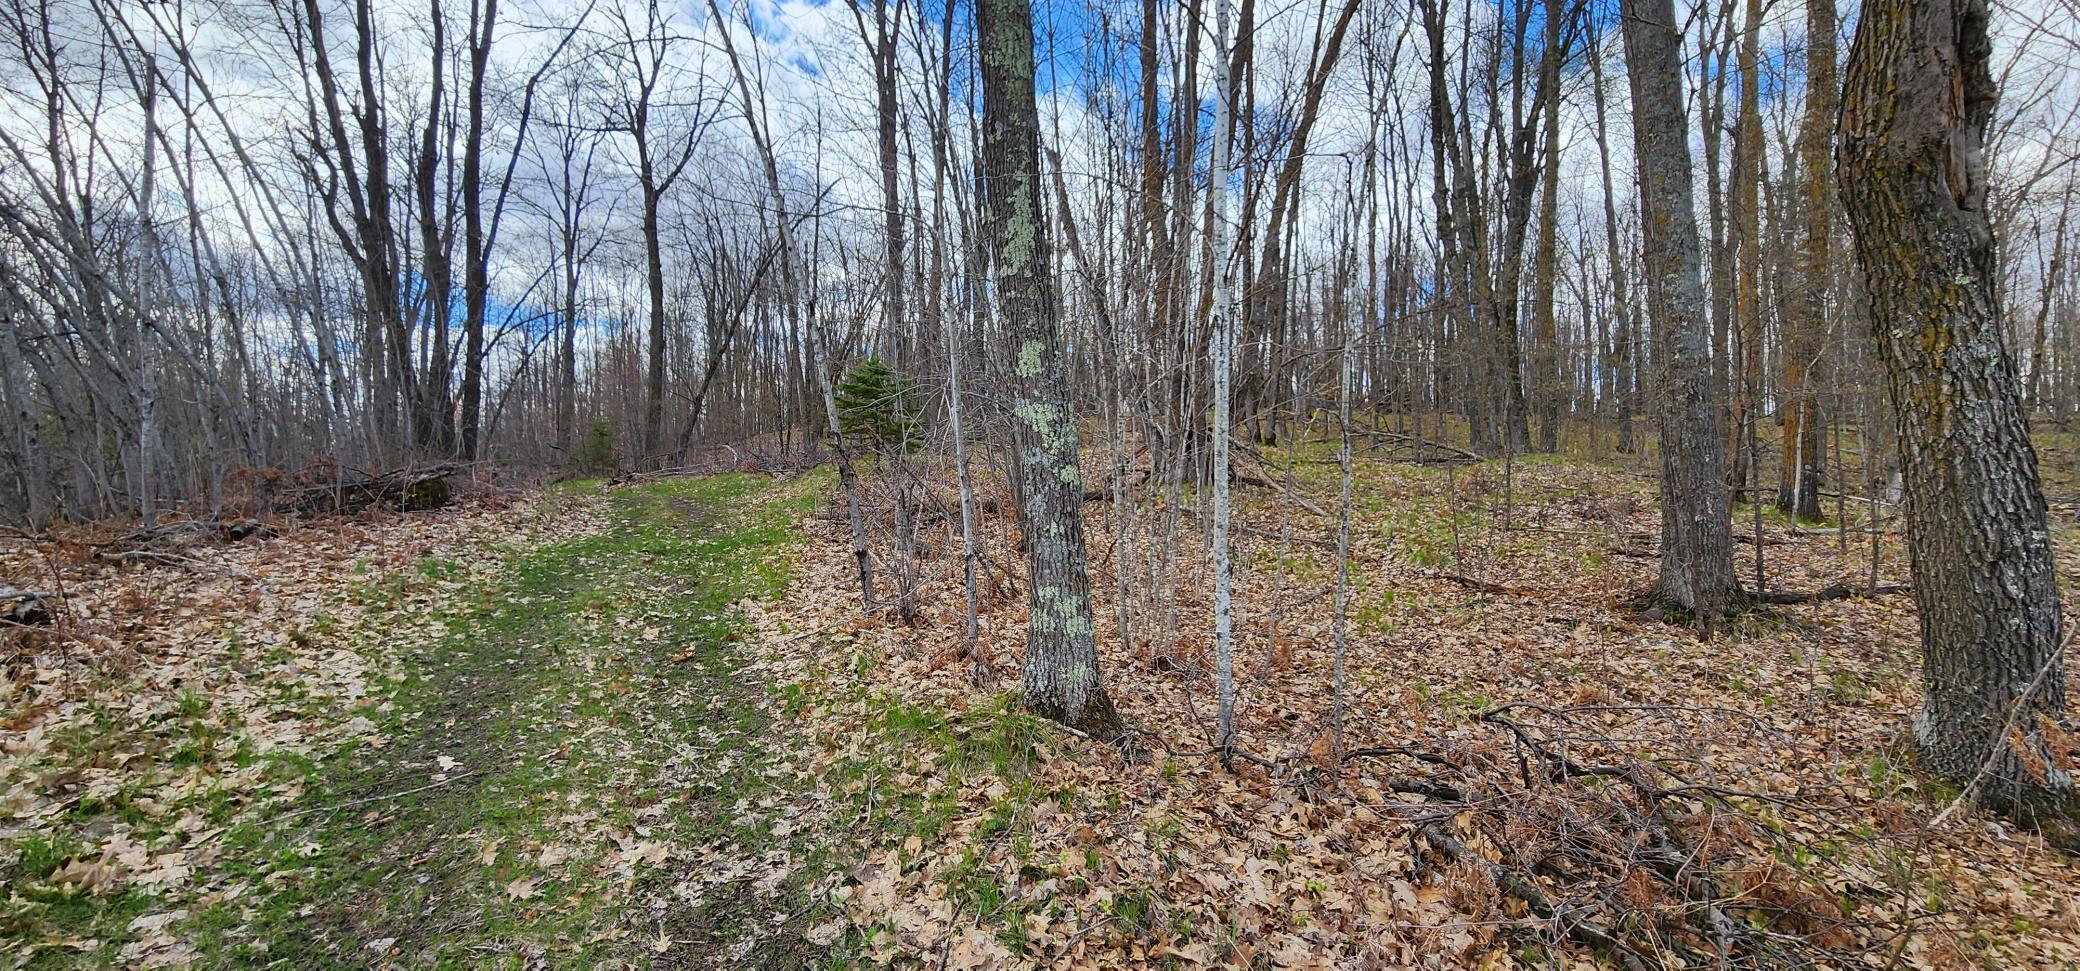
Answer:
[
  {"xmin": 1343, "ymin": 703, "xmax": 1886, "ymax": 967},
  {"xmin": 274, "ymin": 464, "xmax": 462, "ymax": 516},
  {"xmin": 107, "ymin": 518, "xmax": 278, "ymax": 548},
  {"xmin": 1361, "ymin": 428, "xmax": 1486, "ymax": 465}
]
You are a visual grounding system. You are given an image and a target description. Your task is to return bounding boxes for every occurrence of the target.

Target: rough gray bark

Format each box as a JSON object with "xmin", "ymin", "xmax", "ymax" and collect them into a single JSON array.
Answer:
[
  {"xmin": 851, "ymin": 0, "xmax": 907, "ymax": 370},
  {"xmin": 1620, "ymin": 0, "xmax": 1738, "ymax": 620},
  {"xmin": 302, "ymin": 0, "xmax": 419, "ymax": 448},
  {"xmin": 976, "ymin": 0, "xmax": 1122, "ymax": 738},
  {"xmin": 1838, "ymin": 0, "xmax": 2077, "ymax": 847},
  {"xmin": 0, "ymin": 290, "xmax": 46, "ymax": 524},
  {"xmin": 413, "ymin": 0, "xmax": 455, "ymax": 453}
]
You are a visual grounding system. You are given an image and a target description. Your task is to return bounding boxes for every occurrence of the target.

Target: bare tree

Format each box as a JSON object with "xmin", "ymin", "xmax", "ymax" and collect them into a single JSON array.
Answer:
[
  {"xmin": 602, "ymin": 0, "xmax": 710, "ymax": 464},
  {"xmin": 976, "ymin": 0, "xmax": 1121, "ymax": 738},
  {"xmin": 1621, "ymin": 0, "xmax": 1738, "ymax": 620},
  {"xmin": 1207, "ymin": 0, "xmax": 1242, "ymax": 754},
  {"xmin": 1779, "ymin": 0, "xmax": 1834, "ymax": 520}
]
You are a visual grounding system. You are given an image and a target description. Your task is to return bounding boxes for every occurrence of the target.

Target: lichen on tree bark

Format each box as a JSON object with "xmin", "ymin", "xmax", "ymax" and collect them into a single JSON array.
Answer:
[{"xmin": 976, "ymin": 0, "xmax": 1122, "ymax": 739}]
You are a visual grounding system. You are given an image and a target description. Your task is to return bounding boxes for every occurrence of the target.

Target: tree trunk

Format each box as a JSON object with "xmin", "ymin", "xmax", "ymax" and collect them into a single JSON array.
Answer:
[
  {"xmin": 1726, "ymin": 0, "xmax": 1763, "ymax": 491},
  {"xmin": 1530, "ymin": 0, "xmax": 1565, "ymax": 453},
  {"xmin": 641, "ymin": 178, "xmax": 665, "ymax": 464},
  {"xmin": 414, "ymin": 0, "xmax": 454, "ymax": 454},
  {"xmin": 1587, "ymin": 17, "xmax": 1635, "ymax": 455},
  {"xmin": 864, "ymin": 1, "xmax": 906, "ymax": 370},
  {"xmin": 976, "ymin": 0, "xmax": 1122, "ymax": 739},
  {"xmin": 1621, "ymin": 0, "xmax": 1739, "ymax": 620},
  {"xmin": 558, "ymin": 235, "xmax": 579, "ymax": 454},
  {"xmin": 2024, "ymin": 195, "xmax": 2070, "ymax": 416},
  {"xmin": 1779, "ymin": 0, "xmax": 1834, "ymax": 521},
  {"xmin": 458, "ymin": 0, "xmax": 496, "ymax": 461},
  {"xmin": 1839, "ymin": 0, "xmax": 2078, "ymax": 847},
  {"xmin": 1207, "ymin": 0, "xmax": 1241, "ymax": 753}
]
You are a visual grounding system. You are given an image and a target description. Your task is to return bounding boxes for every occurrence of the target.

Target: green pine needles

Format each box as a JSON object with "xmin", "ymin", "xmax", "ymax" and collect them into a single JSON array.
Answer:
[{"xmin": 834, "ymin": 355, "xmax": 923, "ymax": 454}]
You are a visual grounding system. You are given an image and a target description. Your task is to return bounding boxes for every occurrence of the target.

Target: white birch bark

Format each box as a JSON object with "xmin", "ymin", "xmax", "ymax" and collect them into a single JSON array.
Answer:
[{"xmin": 1207, "ymin": 0, "xmax": 1240, "ymax": 754}]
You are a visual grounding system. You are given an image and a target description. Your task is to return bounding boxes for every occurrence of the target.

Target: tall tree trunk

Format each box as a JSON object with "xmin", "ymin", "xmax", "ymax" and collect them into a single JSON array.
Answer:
[
  {"xmin": 1779, "ymin": 0, "xmax": 1835, "ymax": 520},
  {"xmin": 2025, "ymin": 196, "xmax": 2069, "ymax": 415},
  {"xmin": 1207, "ymin": 0, "xmax": 1241, "ymax": 753},
  {"xmin": 558, "ymin": 235, "xmax": 579, "ymax": 453},
  {"xmin": 414, "ymin": 0, "xmax": 453, "ymax": 454},
  {"xmin": 458, "ymin": 0, "xmax": 496, "ymax": 460},
  {"xmin": 1621, "ymin": 0, "xmax": 1739, "ymax": 620},
  {"xmin": 641, "ymin": 177, "xmax": 665, "ymax": 463},
  {"xmin": 1726, "ymin": 0, "xmax": 1763, "ymax": 490},
  {"xmin": 0, "ymin": 294, "xmax": 47, "ymax": 524},
  {"xmin": 977, "ymin": 0, "xmax": 1123, "ymax": 739},
  {"xmin": 853, "ymin": 0, "xmax": 907, "ymax": 370},
  {"xmin": 1530, "ymin": 0, "xmax": 1564, "ymax": 453},
  {"xmin": 1839, "ymin": 0, "xmax": 2078, "ymax": 847},
  {"xmin": 1587, "ymin": 17, "xmax": 1635, "ymax": 455}
]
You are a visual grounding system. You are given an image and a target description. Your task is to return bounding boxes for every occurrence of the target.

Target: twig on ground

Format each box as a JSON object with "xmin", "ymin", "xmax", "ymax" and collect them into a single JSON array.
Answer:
[{"xmin": 272, "ymin": 771, "xmax": 479, "ymax": 822}]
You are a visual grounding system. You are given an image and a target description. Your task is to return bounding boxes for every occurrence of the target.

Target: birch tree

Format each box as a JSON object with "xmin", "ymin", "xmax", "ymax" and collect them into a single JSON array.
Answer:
[{"xmin": 1207, "ymin": 0, "xmax": 1241, "ymax": 755}]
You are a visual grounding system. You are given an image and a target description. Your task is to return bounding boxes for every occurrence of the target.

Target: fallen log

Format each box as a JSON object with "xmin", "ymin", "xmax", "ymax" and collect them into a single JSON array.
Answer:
[
  {"xmin": 277, "ymin": 464, "xmax": 461, "ymax": 516},
  {"xmin": 106, "ymin": 518, "xmax": 277, "ymax": 548},
  {"xmin": 1358, "ymin": 428, "xmax": 1487, "ymax": 464},
  {"xmin": 1754, "ymin": 583, "xmax": 1910, "ymax": 604}
]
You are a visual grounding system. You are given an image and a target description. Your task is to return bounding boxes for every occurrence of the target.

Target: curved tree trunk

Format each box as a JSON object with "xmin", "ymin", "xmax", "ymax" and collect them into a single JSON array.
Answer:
[
  {"xmin": 1839, "ymin": 0, "xmax": 2077, "ymax": 846},
  {"xmin": 976, "ymin": 0, "xmax": 1122, "ymax": 739}
]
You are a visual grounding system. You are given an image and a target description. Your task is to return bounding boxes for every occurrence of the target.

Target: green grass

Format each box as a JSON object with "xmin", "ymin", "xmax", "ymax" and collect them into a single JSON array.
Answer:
[{"xmin": 6, "ymin": 472, "xmax": 857, "ymax": 969}]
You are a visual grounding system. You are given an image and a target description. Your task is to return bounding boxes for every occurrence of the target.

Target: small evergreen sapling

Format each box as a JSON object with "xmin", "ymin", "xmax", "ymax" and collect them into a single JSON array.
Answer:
[{"xmin": 833, "ymin": 355, "xmax": 922, "ymax": 454}]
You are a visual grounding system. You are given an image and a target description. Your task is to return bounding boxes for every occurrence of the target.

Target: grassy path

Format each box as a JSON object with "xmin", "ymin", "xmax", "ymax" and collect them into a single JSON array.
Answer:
[{"xmin": 193, "ymin": 475, "xmax": 841, "ymax": 968}]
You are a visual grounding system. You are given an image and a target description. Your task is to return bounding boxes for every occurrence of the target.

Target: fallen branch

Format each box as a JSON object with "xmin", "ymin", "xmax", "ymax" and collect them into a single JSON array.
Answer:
[
  {"xmin": 1360, "ymin": 429, "xmax": 1487, "ymax": 464},
  {"xmin": 91, "ymin": 549, "xmax": 256, "ymax": 580},
  {"xmin": 1416, "ymin": 822, "xmax": 1651, "ymax": 971},
  {"xmin": 104, "ymin": 518, "xmax": 277, "ymax": 548},
  {"xmin": 271, "ymin": 770, "xmax": 479, "ymax": 823},
  {"xmin": 276, "ymin": 463, "xmax": 463, "ymax": 516},
  {"xmin": 1229, "ymin": 468, "xmax": 1333, "ymax": 518},
  {"xmin": 1752, "ymin": 583, "xmax": 1910, "ymax": 604}
]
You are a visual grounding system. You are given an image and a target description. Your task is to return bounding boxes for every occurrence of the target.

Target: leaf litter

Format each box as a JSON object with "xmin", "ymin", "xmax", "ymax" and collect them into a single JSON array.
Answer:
[
  {"xmin": 753, "ymin": 452, "xmax": 2080, "ymax": 969},
  {"xmin": 5, "ymin": 456, "xmax": 2077, "ymax": 969}
]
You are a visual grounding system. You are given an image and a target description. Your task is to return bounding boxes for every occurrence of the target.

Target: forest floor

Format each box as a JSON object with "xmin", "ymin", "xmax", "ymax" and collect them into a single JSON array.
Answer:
[
  {"xmin": 4, "ymin": 440, "xmax": 2080, "ymax": 968},
  {"xmin": 2, "ymin": 475, "xmax": 853, "ymax": 968}
]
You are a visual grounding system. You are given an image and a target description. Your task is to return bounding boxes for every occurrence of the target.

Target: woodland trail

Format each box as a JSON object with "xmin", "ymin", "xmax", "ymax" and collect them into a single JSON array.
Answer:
[
  {"xmin": 187, "ymin": 476, "xmax": 839, "ymax": 968},
  {"xmin": 11, "ymin": 460, "xmax": 2080, "ymax": 967}
]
